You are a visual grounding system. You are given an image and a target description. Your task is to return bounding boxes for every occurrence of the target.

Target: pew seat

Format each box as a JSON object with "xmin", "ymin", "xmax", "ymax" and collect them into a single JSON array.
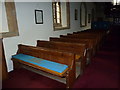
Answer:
[{"xmin": 12, "ymin": 54, "xmax": 69, "ymax": 76}]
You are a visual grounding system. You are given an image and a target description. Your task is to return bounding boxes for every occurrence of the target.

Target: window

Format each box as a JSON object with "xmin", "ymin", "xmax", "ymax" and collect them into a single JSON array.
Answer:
[
  {"xmin": 80, "ymin": 2, "xmax": 87, "ymax": 27},
  {"xmin": 112, "ymin": 0, "xmax": 120, "ymax": 5},
  {"xmin": 52, "ymin": 1, "xmax": 70, "ymax": 30},
  {"xmin": 0, "ymin": 1, "xmax": 19, "ymax": 38},
  {"xmin": 53, "ymin": 2, "xmax": 62, "ymax": 27}
]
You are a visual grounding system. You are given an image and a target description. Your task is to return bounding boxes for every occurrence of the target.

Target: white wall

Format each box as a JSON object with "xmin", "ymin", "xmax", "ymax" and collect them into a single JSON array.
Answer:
[
  {"xmin": 95, "ymin": 3, "xmax": 105, "ymax": 21},
  {"xmin": 81, "ymin": 2, "xmax": 95, "ymax": 30},
  {"xmin": 2, "ymin": 2, "xmax": 95, "ymax": 72},
  {"xmin": 0, "ymin": 2, "xmax": 9, "ymax": 33},
  {"xmin": 61, "ymin": 2, "xmax": 67, "ymax": 27}
]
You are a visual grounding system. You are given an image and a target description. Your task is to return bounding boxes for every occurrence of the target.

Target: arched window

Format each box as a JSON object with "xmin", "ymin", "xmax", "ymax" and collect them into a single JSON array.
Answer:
[{"xmin": 80, "ymin": 2, "xmax": 87, "ymax": 27}]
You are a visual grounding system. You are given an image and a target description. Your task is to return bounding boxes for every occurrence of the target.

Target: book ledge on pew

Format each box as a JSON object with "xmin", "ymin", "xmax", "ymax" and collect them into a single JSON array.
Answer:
[{"xmin": 12, "ymin": 54, "xmax": 69, "ymax": 76}]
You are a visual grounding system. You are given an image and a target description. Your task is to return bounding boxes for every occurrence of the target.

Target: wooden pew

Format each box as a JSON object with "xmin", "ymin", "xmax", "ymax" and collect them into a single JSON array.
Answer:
[
  {"xmin": 66, "ymin": 34, "xmax": 98, "ymax": 47},
  {"xmin": 67, "ymin": 33, "xmax": 100, "ymax": 50},
  {"xmin": 69, "ymin": 33, "xmax": 100, "ymax": 42},
  {"xmin": 59, "ymin": 35, "xmax": 97, "ymax": 56},
  {"xmin": 50, "ymin": 37, "xmax": 93, "ymax": 64},
  {"xmin": 73, "ymin": 32, "xmax": 101, "ymax": 43},
  {"xmin": 87, "ymin": 29, "xmax": 109, "ymax": 47},
  {"xmin": 11, "ymin": 44, "xmax": 76, "ymax": 88},
  {"xmin": 73, "ymin": 29, "xmax": 108, "ymax": 48},
  {"xmin": 37, "ymin": 40, "xmax": 87, "ymax": 75}
]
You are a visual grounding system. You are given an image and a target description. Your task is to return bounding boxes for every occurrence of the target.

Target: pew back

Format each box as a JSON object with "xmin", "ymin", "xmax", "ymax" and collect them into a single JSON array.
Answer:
[
  {"xmin": 37, "ymin": 40, "xmax": 87, "ymax": 61},
  {"xmin": 69, "ymin": 33, "xmax": 101, "ymax": 43},
  {"xmin": 17, "ymin": 44, "xmax": 74, "ymax": 66},
  {"xmin": 49, "ymin": 37, "xmax": 93, "ymax": 63},
  {"xmin": 50, "ymin": 37, "xmax": 92, "ymax": 49},
  {"xmin": 59, "ymin": 35, "xmax": 97, "ymax": 56},
  {"xmin": 60, "ymin": 35, "xmax": 97, "ymax": 48}
]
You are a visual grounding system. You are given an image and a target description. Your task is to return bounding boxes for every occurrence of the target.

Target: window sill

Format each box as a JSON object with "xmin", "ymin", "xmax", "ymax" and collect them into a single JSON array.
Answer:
[
  {"xmin": 54, "ymin": 26, "xmax": 70, "ymax": 31},
  {"xmin": 0, "ymin": 32, "xmax": 19, "ymax": 38}
]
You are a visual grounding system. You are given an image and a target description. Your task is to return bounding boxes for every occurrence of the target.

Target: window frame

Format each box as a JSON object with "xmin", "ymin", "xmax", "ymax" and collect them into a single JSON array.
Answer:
[
  {"xmin": 52, "ymin": 1, "xmax": 70, "ymax": 31},
  {"xmin": 0, "ymin": 1, "xmax": 19, "ymax": 38},
  {"xmin": 53, "ymin": 2, "xmax": 62, "ymax": 27}
]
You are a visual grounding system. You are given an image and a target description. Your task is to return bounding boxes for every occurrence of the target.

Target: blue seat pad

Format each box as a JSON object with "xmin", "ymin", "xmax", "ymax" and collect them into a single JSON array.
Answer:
[{"xmin": 12, "ymin": 54, "xmax": 68, "ymax": 73}]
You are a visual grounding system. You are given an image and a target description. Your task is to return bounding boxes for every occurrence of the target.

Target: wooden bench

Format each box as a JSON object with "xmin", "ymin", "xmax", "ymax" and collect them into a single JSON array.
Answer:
[
  {"xmin": 50, "ymin": 37, "xmax": 93, "ymax": 64},
  {"xmin": 11, "ymin": 44, "xmax": 76, "ymax": 88},
  {"xmin": 59, "ymin": 35, "xmax": 97, "ymax": 56},
  {"xmin": 66, "ymin": 34, "xmax": 98, "ymax": 47},
  {"xmin": 37, "ymin": 40, "xmax": 87, "ymax": 74},
  {"xmin": 68, "ymin": 33, "xmax": 101, "ymax": 50},
  {"xmin": 73, "ymin": 32, "xmax": 101, "ymax": 44},
  {"xmin": 69, "ymin": 29, "xmax": 104, "ymax": 44},
  {"xmin": 73, "ymin": 29, "xmax": 108, "ymax": 48},
  {"xmin": 70, "ymin": 33, "xmax": 100, "ymax": 42}
]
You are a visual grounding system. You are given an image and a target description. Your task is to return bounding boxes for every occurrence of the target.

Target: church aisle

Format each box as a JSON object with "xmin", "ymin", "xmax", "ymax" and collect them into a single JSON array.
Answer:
[{"xmin": 73, "ymin": 28, "xmax": 119, "ymax": 88}]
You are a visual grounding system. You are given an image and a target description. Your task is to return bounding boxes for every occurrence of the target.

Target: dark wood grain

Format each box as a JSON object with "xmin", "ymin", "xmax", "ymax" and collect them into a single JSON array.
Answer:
[
  {"xmin": 12, "ymin": 44, "xmax": 76, "ymax": 88},
  {"xmin": 37, "ymin": 40, "xmax": 87, "ymax": 74},
  {"xmin": 0, "ymin": 39, "xmax": 8, "ymax": 81}
]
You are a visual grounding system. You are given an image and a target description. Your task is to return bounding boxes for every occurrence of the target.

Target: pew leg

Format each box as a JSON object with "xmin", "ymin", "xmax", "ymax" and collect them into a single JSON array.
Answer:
[
  {"xmin": 86, "ymin": 49, "xmax": 92, "ymax": 65},
  {"xmin": 92, "ymin": 47, "xmax": 96, "ymax": 56},
  {"xmin": 13, "ymin": 61, "xmax": 22, "ymax": 70},
  {"xmin": 66, "ymin": 71, "xmax": 75, "ymax": 88},
  {"xmin": 80, "ymin": 57, "xmax": 86, "ymax": 74},
  {"xmin": 66, "ymin": 65, "xmax": 76, "ymax": 88}
]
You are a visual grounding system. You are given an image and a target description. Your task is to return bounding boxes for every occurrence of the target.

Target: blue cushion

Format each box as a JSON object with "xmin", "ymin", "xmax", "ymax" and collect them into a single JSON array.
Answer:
[{"xmin": 12, "ymin": 54, "xmax": 68, "ymax": 73}]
